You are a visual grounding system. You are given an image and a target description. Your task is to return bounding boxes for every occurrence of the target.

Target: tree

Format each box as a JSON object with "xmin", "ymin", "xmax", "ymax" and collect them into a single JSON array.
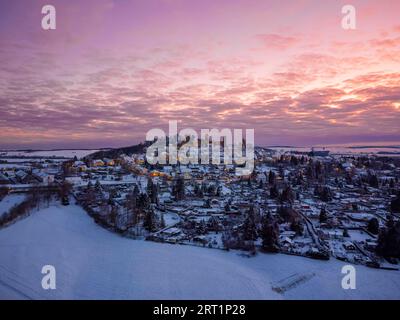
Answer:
[
  {"xmin": 277, "ymin": 205, "xmax": 298, "ymax": 223},
  {"xmin": 132, "ymin": 184, "xmax": 140, "ymax": 197},
  {"xmin": 315, "ymin": 161, "xmax": 323, "ymax": 180},
  {"xmin": 224, "ymin": 202, "xmax": 231, "ymax": 212},
  {"xmin": 208, "ymin": 216, "xmax": 220, "ymax": 233},
  {"xmin": 108, "ymin": 189, "xmax": 117, "ymax": 205},
  {"xmin": 280, "ymin": 186, "xmax": 295, "ymax": 204},
  {"xmin": 278, "ymin": 166, "xmax": 285, "ymax": 181},
  {"xmin": 294, "ymin": 173, "xmax": 304, "ymax": 186},
  {"xmin": 260, "ymin": 213, "xmax": 279, "ymax": 252},
  {"xmin": 376, "ymin": 221, "xmax": 400, "ymax": 258},
  {"xmin": 306, "ymin": 163, "xmax": 315, "ymax": 180},
  {"xmin": 315, "ymin": 185, "xmax": 332, "ymax": 202},
  {"xmin": 62, "ymin": 161, "xmax": 73, "ymax": 176},
  {"xmin": 95, "ymin": 179, "xmax": 102, "ymax": 192},
  {"xmin": 270, "ymin": 184, "xmax": 279, "ymax": 199},
  {"xmin": 147, "ymin": 176, "xmax": 153, "ymax": 195},
  {"xmin": 391, "ymin": 192, "xmax": 400, "ymax": 213},
  {"xmin": 109, "ymin": 205, "xmax": 118, "ymax": 226},
  {"xmin": 143, "ymin": 208, "xmax": 157, "ymax": 232},
  {"xmin": 172, "ymin": 175, "xmax": 185, "ymax": 200},
  {"xmin": 137, "ymin": 193, "xmax": 150, "ymax": 211},
  {"xmin": 160, "ymin": 212, "xmax": 166, "ymax": 229},
  {"xmin": 242, "ymin": 207, "xmax": 257, "ymax": 241},
  {"xmin": 0, "ymin": 186, "xmax": 10, "ymax": 200},
  {"xmin": 125, "ymin": 191, "xmax": 138, "ymax": 226},
  {"xmin": 42, "ymin": 186, "xmax": 53, "ymax": 207},
  {"xmin": 197, "ymin": 220, "xmax": 207, "ymax": 234},
  {"xmin": 268, "ymin": 170, "xmax": 276, "ymax": 185},
  {"xmin": 147, "ymin": 177, "xmax": 159, "ymax": 204},
  {"xmin": 194, "ymin": 183, "xmax": 200, "ymax": 196},
  {"xmin": 368, "ymin": 173, "xmax": 379, "ymax": 188},
  {"xmin": 59, "ymin": 180, "xmax": 72, "ymax": 199},
  {"xmin": 83, "ymin": 181, "xmax": 96, "ymax": 205},
  {"xmin": 247, "ymin": 177, "xmax": 252, "ymax": 187},
  {"xmin": 367, "ymin": 218, "xmax": 379, "ymax": 235},
  {"xmin": 319, "ymin": 207, "xmax": 328, "ymax": 223},
  {"xmin": 386, "ymin": 214, "xmax": 395, "ymax": 229},
  {"xmin": 86, "ymin": 180, "xmax": 93, "ymax": 190},
  {"xmin": 208, "ymin": 184, "xmax": 216, "ymax": 195},
  {"xmin": 290, "ymin": 219, "xmax": 303, "ymax": 236}
]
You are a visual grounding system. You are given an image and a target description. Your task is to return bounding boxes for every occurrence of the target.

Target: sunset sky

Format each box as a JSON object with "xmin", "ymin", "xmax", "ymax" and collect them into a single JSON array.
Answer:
[{"xmin": 0, "ymin": 0, "xmax": 399, "ymax": 149}]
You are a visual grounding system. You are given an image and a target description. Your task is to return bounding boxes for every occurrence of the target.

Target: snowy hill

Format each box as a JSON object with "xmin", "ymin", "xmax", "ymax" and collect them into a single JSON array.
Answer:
[{"xmin": 0, "ymin": 203, "xmax": 399, "ymax": 300}]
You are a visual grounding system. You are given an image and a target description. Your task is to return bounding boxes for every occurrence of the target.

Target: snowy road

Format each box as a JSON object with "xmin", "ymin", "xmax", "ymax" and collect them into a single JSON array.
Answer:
[{"xmin": 0, "ymin": 203, "xmax": 399, "ymax": 300}]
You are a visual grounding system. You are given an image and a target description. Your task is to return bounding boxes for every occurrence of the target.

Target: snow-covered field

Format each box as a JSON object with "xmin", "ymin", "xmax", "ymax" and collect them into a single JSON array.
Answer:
[
  {"xmin": 0, "ymin": 203, "xmax": 399, "ymax": 300},
  {"xmin": 267, "ymin": 144, "xmax": 400, "ymax": 156},
  {"xmin": 0, "ymin": 149, "xmax": 100, "ymax": 159}
]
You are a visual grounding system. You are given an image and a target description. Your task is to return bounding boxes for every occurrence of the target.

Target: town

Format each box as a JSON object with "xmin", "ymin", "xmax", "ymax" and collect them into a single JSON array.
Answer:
[{"xmin": 1, "ymin": 144, "xmax": 400, "ymax": 270}]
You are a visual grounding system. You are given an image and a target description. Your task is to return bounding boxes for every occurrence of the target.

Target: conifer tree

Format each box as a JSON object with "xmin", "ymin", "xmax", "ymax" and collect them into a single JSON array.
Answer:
[
  {"xmin": 367, "ymin": 217, "xmax": 379, "ymax": 235},
  {"xmin": 260, "ymin": 213, "xmax": 279, "ymax": 252},
  {"xmin": 242, "ymin": 206, "xmax": 257, "ymax": 241},
  {"xmin": 319, "ymin": 207, "xmax": 328, "ymax": 223},
  {"xmin": 143, "ymin": 208, "xmax": 156, "ymax": 232},
  {"xmin": 160, "ymin": 212, "xmax": 166, "ymax": 229}
]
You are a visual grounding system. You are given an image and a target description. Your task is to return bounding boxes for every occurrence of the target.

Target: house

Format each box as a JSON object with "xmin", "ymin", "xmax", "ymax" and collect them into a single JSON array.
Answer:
[
  {"xmin": 32, "ymin": 171, "xmax": 55, "ymax": 185},
  {"xmin": 280, "ymin": 231, "xmax": 296, "ymax": 239},
  {"xmin": 92, "ymin": 159, "xmax": 105, "ymax": 167},
  {"xmin": 210, "ymin": 198, "xmax": 220, "ymax": 208},
  {"xmin": 365, "ymin": 239, "xmax": 378, "ymax": 250},
  {"xmin": 72, "ymin": 161, "xmax": 87, "ymax": 172},
  {"xmin": 193, "ymin": 235, "xmax": 208, "ymax": 244},
  {"xmin": 160, "ymin": 227, "xmax": 181, "ymax": 237},
  {"xmin": 343, "ymin": 241, "xmax": 356, "ymax": 251},
  {"xmin": 104, "ymin": 158, "xmax": 115, "ymax": 166},
  {"xmin": 15, "ymin": 170, "xmax": 28, "ymax": 182},
  {"xmin": 342, "ymin": 162, "xmax": 354, "ymax": 172},
  {"xmin": 280, "ymin": 236, "xmax": 293, "ymax": 247},
  {"xmin": 15, "ymin": 170, "xmax": 39, "ymax": 184}
]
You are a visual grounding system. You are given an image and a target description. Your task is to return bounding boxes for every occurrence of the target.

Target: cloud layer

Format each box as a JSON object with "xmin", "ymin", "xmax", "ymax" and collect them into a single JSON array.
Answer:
[{"xmin": 0, "ymin": 0, "xmax": 399, "ymax": 148}]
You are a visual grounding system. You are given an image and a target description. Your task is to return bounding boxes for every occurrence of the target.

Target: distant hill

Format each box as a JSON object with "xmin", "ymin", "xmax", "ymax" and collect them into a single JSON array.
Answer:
[
  {"xmin": 85, "ymin": 139, "xmax": 272, "ymax": 161},
  {"xmin": 85, "ymin": 142, "xmax": 151, "ymax": 160}
]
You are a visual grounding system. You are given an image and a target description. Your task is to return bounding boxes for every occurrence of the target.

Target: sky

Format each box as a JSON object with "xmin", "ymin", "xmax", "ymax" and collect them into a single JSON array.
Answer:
[{"xmin": 0, "ymin": 0, "xmax": 399, "ymax": 149}]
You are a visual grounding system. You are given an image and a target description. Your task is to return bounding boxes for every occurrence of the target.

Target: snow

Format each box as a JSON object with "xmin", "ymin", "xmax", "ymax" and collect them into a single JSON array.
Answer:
[
  {"xmin": 348, "ymin": 229, "xmax": 374, "ymax": 242},
  {"xmin": 162, "ymin": 212, "xmax": 181, "ymax": 227},
  {"xmin": 1, "ymin": 150, "xmax": 99, "ymax": 159},
  {"xmin": 1, "ymin": 158, "xmax": 65, "ymax": 163},
  {"xmin": 0, "ymin": 194, "xmax": 26, "ymax": 218},
  {"xmin": 0, "ymin": 164, "xmax": 29, "ymax": 169},
  {"xmin": 1, "ymin": 203, "xmax": 400, "ymax": 300}
]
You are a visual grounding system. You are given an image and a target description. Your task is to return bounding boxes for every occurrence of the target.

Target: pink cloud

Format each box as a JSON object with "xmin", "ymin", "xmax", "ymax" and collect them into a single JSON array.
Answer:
[
  {"xmin": 1, "ymin": 0, "xmax": 400, "ymax": 148},
  {"xmin": 255, "ymin": 33, "xmax": 300, "ymax": 50}
]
